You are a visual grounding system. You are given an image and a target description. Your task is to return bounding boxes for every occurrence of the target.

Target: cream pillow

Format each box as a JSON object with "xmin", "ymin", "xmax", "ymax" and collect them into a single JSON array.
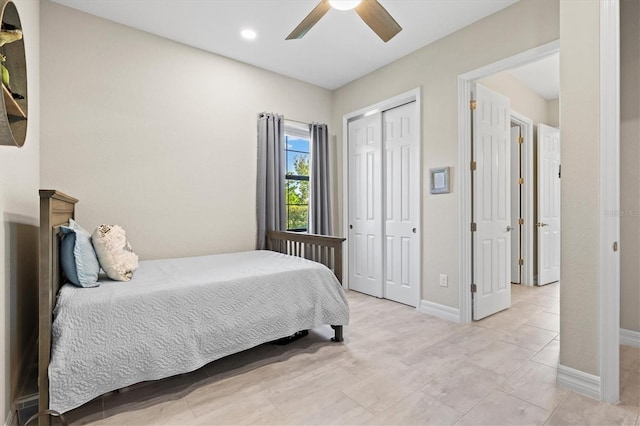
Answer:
[{"xmin": 92, "ymin": 224, "xmax": 139, "ymax": 281}]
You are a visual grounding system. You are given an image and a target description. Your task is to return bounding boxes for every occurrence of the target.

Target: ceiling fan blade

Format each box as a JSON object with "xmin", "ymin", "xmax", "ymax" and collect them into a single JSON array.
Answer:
[
  {"xmin": 286, "ymin": 0, "xmax": 332, "ymax": 40},
  {"xmin": 355, "ymin": 0, "xmax": 402, "ymax": 42}
]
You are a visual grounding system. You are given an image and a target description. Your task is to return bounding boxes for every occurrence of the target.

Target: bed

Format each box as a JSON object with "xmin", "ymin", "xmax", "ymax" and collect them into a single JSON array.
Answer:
[{"xmin": 37, "ymin": 190, "xmax": 348, "ymax": 424}]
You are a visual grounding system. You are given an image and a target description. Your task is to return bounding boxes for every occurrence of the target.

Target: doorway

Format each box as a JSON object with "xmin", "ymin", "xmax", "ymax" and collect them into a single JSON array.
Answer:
[
  {"xmin": 456, "ymin": 1, "xmax": 620, "ymax": 403},
  {"xmin": 343, "ymin": 88, "xmax": 421, "ymax": 308},
  {"xmin": 460, "ymin": 43, "xmax": 563, "ymax": 322},
  {"xmin": 510, "ymin": 112, "xmax": 536, "ymax": 288},
  {"xmin": 511, "ymin": 121, "xmax": 523, "ymax": 286}
]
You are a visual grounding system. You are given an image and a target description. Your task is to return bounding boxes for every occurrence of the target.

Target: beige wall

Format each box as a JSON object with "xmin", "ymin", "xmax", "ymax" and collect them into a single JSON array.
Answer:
[
  {"xmin": 0, "ymin": 0, "xmax": 40, "ymax": 422},
  {"xmin": 40, "ymin": 1, "xmax": 333, "ymax": 261},
  {"xmin": 547, "ymin": 98, "xmax": 560, "ymax": 128},
  {"xmin": 332, "ymin": 0, "xmax": 559, "ymax": 309},
  {"xmin": 479, "ymin": 71, "xmax": 551, "ymax": 128},
  {"xmin": 559, "ymin": 0, "xmax": 600, "ymax": 375},
  {"xmin": 621, "ymin": 0, "xmax": 640, "ymax": 333},
  {"xmin": 477, "ymin": 74, "xmax": 560, "ymax": 130}
]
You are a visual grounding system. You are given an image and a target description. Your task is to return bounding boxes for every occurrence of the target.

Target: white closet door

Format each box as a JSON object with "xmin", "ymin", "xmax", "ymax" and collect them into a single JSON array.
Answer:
[
  {"xmin": 348, "ymin": 113, "xmax": 383, "ymax": 298},
  {"xmin": 473, "ymin": 83, "xmax": 512, "ymax": 320},
  {"xmin": 382, "ymin": 102, "xmax": 419, "ymax": 307}
]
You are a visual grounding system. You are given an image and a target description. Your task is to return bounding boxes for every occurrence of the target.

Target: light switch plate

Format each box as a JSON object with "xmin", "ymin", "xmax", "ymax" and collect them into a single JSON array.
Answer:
[{"xmin": 439, "ymin": 274, "xmax": 448, "ymax": 287}]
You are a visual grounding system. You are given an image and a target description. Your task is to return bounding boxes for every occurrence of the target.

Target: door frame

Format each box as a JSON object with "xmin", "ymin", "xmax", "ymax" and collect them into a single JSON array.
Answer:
[
  {"xmin": 342, "ymin": 87, "xmax": 422, "ymax": 309},
  {"xmin": 510, "ymin": 111, "xmax": 535, "ymax": 287},
  {"xmin": 458, "ymin": 40, "xmax": 559, "ymax": 324},
  {"xmin": 598, "ymin": 0, "xmax": 620, "ymax": 404}
]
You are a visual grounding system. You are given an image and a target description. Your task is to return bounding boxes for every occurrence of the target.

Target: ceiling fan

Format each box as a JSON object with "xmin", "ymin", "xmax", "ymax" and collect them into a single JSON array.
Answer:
[{"xmin": 286, "ymin": 0, "xmax": 402, "ymax": 43}]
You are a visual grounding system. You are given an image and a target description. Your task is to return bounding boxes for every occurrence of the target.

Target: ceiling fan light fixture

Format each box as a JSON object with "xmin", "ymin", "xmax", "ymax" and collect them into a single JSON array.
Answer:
[
  {"xmin": 286, "ymin": 0, "xmax": 401, "ymax": 42},
  {"xmin": 328, "ymin": 0, "xmax": 362, "ymax": 11}
]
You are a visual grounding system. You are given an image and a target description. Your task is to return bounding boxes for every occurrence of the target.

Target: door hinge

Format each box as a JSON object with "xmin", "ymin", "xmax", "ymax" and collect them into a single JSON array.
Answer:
[
  {"xmin": 518, "ymin": 136, "xmax": 524, "ymax": 144},
  {"xmin": 518, "ymin": 177, "xmax": 524, "ymax": 185},
  {"xmin": 470, "ymin": 100, "xmax": 477, "ymax": 110},
  {"xmin": 519, "ymin": 258, "xmax": 524, "ymax": 266},
  {"xmin": 518, "ymin": 218, "xmax": 524, "ymax": 225},
  {"xmin": 471, "ymin": 283, "xmax": 477, "ymax": 293},
  {"xmin": 471, "ymin": 222, "xmax": 477, "ymax": 232},
  {"xmin": 470, "ymin": 161, "xmax": 477, "ymax": 171}
]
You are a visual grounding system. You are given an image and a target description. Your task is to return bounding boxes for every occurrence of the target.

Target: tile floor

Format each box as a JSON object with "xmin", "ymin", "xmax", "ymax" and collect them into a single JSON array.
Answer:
[{"xmin": 58, "ymin": 282, "xmax": 639, "ymax": 425}]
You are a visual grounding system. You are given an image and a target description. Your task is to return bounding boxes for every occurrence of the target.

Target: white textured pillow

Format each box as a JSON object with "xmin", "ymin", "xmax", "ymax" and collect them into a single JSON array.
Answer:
[{"xmin": 92, "ymin": 224, "xmax": 139, "ymax": 281}]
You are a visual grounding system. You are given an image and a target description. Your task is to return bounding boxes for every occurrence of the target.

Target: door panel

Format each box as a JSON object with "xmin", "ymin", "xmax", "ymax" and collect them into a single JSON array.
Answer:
[
  {"xmin": 348, "ymin": 113, "xmax": 383, "ymax": 297},
  {"xmin": 382, "ymin": 102, "xmax": 419, "ymax": 307},
  {"xmin": 473, "ymin": 84, "xmax": 512, "ymax": 320},
  {"xmin": 537, "ymin": 124, "xmax": 561, "ymax": 285}
]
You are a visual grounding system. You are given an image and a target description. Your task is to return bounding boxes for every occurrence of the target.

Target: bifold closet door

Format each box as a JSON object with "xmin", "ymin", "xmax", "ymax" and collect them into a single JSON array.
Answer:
[
  {"xmin": 348, "ymin": 101, "xmax": 419, "ymax": 307},
  {"xmin": 348, "ymin": 112, "xmax": 383, "ymax": 298},
  {"xmin": 382, "ymin": 102, "xmax": 419, "ymax": 307}
]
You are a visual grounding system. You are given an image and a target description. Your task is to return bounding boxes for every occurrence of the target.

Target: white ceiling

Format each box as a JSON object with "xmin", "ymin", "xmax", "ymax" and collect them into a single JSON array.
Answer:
[
  {"xmin": 507, "ymin": 52, "xmax": 559, "ymax": 100},
  {"xmin": 50, "ymin": 0, "xmax": 520, "ymax": 90}
]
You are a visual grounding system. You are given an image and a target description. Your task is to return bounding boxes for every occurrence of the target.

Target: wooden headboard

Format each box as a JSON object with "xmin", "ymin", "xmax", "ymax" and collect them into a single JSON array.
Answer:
[{"xmin": 38, "ymin": 190, "xmax": 77, "ymax": 425}]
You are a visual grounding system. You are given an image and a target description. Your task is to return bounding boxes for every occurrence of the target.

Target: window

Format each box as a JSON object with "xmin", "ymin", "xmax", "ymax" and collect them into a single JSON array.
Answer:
[{"xmin": 285, "ymin": 134, "xmax": 310, "ymax": 231}]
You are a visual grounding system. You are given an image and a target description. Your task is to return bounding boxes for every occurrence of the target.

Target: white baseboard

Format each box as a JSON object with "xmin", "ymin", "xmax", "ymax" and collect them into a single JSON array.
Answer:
[
  {"xmin": 557, "ymin": 364, "xmax": 601, "ymax": 400},
  {"xmin": 419, "ymin": 300, "xmax": 461, "ymax": 323},
  {"xmin": 620, "ymin": 328, "xmax": 640, "ymax": 348}
]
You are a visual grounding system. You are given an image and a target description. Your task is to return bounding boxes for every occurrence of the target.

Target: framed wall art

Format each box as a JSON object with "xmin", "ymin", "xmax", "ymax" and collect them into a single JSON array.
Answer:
[{"xmin": 430, "ymin": 167, "xmax": 450, "ymax": 194}]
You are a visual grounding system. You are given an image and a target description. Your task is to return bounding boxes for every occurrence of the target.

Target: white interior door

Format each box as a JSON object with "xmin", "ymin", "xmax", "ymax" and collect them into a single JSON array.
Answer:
[
  {"xmin": 348, "ymin": 113, "xmax": 383, "ymax": 297},
  {"xmin": 473, "ymin": 83, "xmax": 512, "ymax": 320},
  {"xmin": 382, "ymin": 102, "xmax": 419, "ymax": 307},
  {"xmin": 537, "ymin": 124, "xmax": 561, "ymax": 285},
  {"xmin": 510, "ymin": 125, "xmax": 521, "ymax": 284}
]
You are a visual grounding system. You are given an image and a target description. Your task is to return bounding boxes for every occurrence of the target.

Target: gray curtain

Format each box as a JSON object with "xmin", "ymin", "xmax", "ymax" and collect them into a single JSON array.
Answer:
[
  {"xmin": 256, "ymin": 113, "xmax": 286, "ymax": 249},
  {"xmin": 309, "ymin": 123, "xmax": 332, "ymax": 235}
]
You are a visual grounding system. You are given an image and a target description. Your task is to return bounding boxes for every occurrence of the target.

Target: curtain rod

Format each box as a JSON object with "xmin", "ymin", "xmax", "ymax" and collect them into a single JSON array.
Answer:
[
  {"xmin": 284, "ymin": 118, "xmax": 310, "ymax": 126},
  {"xmin": 258, "ymin": 112, "xmax": 310, "ymax": 125}
]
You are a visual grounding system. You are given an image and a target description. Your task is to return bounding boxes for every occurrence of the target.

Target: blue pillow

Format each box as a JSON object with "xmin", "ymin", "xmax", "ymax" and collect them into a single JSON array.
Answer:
[{"xmin": 60, "ymin": 219, "xmax": 100, "ymax": 288}]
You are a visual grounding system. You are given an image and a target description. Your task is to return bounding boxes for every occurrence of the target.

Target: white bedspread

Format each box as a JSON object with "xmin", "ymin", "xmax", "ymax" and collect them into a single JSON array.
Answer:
[{"xmin": 49, "ymin": 250, "xmax": 349, "ymax": 413}]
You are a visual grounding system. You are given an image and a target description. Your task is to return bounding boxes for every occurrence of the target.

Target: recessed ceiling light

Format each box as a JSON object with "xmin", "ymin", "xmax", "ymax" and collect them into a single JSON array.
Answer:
[{"xmin": 241, "ymin": 29, "xmax": 257, "ymax": 40}]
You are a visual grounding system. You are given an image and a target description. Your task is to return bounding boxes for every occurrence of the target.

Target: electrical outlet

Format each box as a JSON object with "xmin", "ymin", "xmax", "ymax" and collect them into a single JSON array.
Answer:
[{"xmin": 439, "ymin": 274, "xmax": 448, "ymax": 287}]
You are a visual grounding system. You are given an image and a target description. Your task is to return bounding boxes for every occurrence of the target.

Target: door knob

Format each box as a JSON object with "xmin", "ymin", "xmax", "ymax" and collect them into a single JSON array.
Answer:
[
  {"xmin": 506, "ymin": 226, "xmax": 513, "ymax": 232},
  {"xmin": 349, "ymin": 224, "xmax": 353, "ymax": 229},
  {"xmin": 536, "ymin": 222, "xmax": 549, "ymax": 227},
  {"xmin": 412, "ymin": 228, "xmax": 417, "ymax": 233}
]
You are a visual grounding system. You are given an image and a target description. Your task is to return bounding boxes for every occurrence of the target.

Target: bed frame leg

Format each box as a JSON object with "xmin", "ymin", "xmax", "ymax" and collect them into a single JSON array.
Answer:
[{"xmin": 331, "ymin": 325, "xmax": 343, "ymax": 342}]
